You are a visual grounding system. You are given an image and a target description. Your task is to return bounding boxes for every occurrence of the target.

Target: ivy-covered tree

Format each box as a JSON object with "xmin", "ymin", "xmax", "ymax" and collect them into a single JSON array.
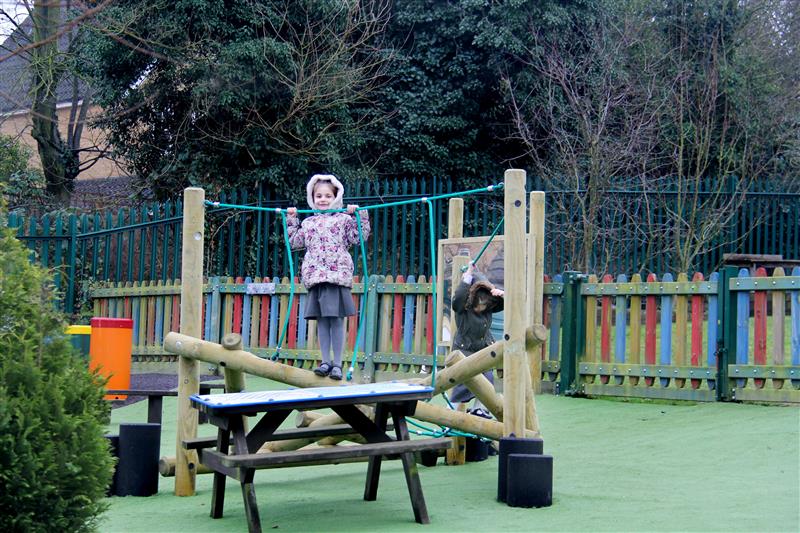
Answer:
[
  {"xmin": 78, "ymin": 0, "xmax": 392, "ymax": 199},
  {"xmin": 350, "ymin": 0, "xmax": 524, "ymax": 182},
  {"xmin": 0, "ymin": 134, "xmax": 48, "ymax": 209}
]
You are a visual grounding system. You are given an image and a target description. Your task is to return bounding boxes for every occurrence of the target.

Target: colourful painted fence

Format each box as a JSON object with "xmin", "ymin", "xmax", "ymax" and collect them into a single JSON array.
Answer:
[
  {"xmin": 551, "ymin": 267, "xmax": 800, "ymax": 403},
  {"xmin": 90, "ymin": 274, "xmax": 436, "ymax": 383},
  {"xmin": 90, "ymin": 267, "xmax": 800, "ymax": 403}
]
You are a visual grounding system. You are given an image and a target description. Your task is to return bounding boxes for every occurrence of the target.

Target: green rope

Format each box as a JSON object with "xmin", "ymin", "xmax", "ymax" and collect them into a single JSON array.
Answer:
[
  {"xmin": 442, "ymin": 392, "xmax": 456, "ymax": 410},
  {"xmin": 424, "ymin": 198, "xmax": 438, "ymax": 389},
  {"xmin": 204, "ymin": 181, "xmax": 505, "ymax": 381},
  {"xmin": 460, "ymin": 216, "xmax": 505, "ymax": 272},
  {"xmin": 273, "ymin": 210, "xmax": 296, "ymax": 361},
  {"xmin": 203, "ymin": 182, "xmax": 504, "ymax": 214},
  {"xmin": 347, "ymin": 210, "xmax": 370, "ymax": 381}
]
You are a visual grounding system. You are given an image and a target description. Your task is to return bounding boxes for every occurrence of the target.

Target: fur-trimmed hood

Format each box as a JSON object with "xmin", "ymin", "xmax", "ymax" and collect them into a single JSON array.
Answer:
[
  {"xmin": 306, "ymin": 174, "xmax": 345, "ymax": 210},
  {"xmin": 465, "ymin": 280, "xmax": 502, "ymax": 309}
]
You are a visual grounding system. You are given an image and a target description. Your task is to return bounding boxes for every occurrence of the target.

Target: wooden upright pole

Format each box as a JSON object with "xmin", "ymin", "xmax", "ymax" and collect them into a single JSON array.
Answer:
[
  {"xmin": 502, "ymin": 169, "xmax": 528, "ymax": 438},
  {"xmin": 175, "ymin": 187, "xmax": 204, "ymax": 496},
  {"xmin": 528, "ymin": 191, "xmax": 546, "ymax": 393},
  {"xmin": 448, "ymin": 198, "xmax": 464, "ymax": 240},
  {"xmin": 440, "ymin": 198, "xmax": 464, "ymax": 348},
  {"xmin": 446, "ymin": 198, "xmax": 468, "ymax": 465}
]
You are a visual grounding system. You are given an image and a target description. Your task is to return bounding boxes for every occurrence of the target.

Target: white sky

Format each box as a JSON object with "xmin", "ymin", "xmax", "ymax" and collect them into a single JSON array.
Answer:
[{"xmin": 0, "ymin": 1, "xmax": 28, "ymax": 40}]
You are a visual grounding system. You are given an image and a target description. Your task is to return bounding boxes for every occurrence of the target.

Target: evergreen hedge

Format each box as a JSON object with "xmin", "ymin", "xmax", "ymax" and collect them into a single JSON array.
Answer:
[{"xmin": 0, "ymin": 222, "xmax": 113, "ymax": 532}]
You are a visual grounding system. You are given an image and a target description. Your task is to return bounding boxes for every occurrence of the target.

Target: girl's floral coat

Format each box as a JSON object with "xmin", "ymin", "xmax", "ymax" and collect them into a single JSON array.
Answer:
[{"xmin": 287, "ymin": 211, "xmax": 370, "ymax": 288}]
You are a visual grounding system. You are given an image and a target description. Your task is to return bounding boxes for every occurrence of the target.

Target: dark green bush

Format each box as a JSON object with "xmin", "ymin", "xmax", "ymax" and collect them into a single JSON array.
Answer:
[{"xmin": 0, "ymin": 222, "xmax": 113, "ymax": 532}]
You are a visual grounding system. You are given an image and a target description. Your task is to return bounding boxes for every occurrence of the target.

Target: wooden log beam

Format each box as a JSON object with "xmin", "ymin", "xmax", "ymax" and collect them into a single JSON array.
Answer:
[
  {"xmin": 418, "ymin": 324, "xmax": 546, "ymax": 395},
  {"xmin": 165, "ymin": 332, "xmax": 335, "ymax": 389},
  {"xmin": 295, "ymin": 410, "xmax": 325, "ymax": 428},
  {"xmin": 259, "ymin": 406, "xmax": 375, "ymax": 453},
  {"xmin": 259, "ymin": 412, "xmax": 346, "ymax": 453},
  {"xmin": 445, "ymin": 351, "xmax": 503, "ymax": 421},
  {"xmin": 419, "ymin": 341, "xmax": 502, "ymax": 394},
  {"xmin": 413, "ymin": 401, "xmax": 539, "ymax": 440}
]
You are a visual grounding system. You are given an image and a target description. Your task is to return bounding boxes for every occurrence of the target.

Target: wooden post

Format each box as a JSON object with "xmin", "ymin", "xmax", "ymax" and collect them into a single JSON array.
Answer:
[
  {"xmin": 175, "ymin": 187, "xmax": 204, "ymax": 496},
  {"xmin": 221, "ymin": 333, "xmax": 247, "ymax": 393},
  {"xmin": 525, "ymin": 190, "xmax": 545, "ymax": 433},
  {"xmin": 448, "ymin": 197, "xmax": 464, "ymax": 239},
  {"xmin": 502, "ymin": 169, "xmax": 528, "ymax": 438},
  {"xmin": 438, "ymin": 198, "xmax": 464, "ymax": 350},
  {"xmin": 445, "ymin": 197, "xmax": 466, "ymax": 465},
  {"xmin": 528, "ymin": 191, "xmax": 545, "ymax": 394}
]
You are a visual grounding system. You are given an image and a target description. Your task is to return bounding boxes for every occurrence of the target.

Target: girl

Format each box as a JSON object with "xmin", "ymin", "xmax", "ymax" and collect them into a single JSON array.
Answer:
[
  {"xmin": 450, "ymin": 263, "xmax": 504, "ymax": 416},
  {"xmin": 286, "ymin": 174, "xmax": 370, "ymax": 380}
]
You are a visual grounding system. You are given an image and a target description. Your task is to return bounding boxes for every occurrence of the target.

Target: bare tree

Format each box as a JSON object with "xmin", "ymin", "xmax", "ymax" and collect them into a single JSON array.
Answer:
[
  {"xmin": 0, "ymin": 0, "xmax": 113, "ymax": 205},
  {"xmin": 506, "ymin": 0, "xmax": 799, "ymax": 274},
  {"xmin": 658, "ymin": 0, "xmax": 799, "ymax": 272},
  {"xmin": 505, "ymin": 10, "xmax": 668, "ymax": 273}
]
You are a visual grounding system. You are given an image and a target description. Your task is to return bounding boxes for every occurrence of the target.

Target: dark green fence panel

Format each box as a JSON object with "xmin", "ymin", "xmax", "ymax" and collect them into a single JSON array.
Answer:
[{"xmin": 6, "ymin": 175, "xmax": 800, "ymax": 315}]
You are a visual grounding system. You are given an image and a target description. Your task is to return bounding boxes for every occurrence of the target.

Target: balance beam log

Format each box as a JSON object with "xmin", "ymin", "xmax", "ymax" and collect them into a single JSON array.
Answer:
[
  {"xmin": 160, "ymin": 456, "xmax": 213, "ymax": 477},
  {"xmin": 418, "ymin": 325, "xmax": 546, "ymax": 395},
  {"xmin": 164, "ymin": 331, "xmax": 541, "ymax": 441},
  {"xmin": 295, "ymin": 410, "xmax": 325, "ymax": 427},
  {"xmin": 164, "ymin": 332, "xmax": 336, "ymax": 389},
  {"xmin": 445, "ymin": 351, "xmax": 503, "ymax": 421}
]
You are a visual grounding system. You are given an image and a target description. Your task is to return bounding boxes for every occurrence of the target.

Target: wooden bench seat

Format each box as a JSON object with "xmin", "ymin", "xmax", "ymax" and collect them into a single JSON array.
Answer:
[
  {"xmin": 183, "ymin": 423, "xmax": 396, "ymax": 450},
  {"xmin": 202, "ymin": 437, "xmax": 451, "ymax": 476}
]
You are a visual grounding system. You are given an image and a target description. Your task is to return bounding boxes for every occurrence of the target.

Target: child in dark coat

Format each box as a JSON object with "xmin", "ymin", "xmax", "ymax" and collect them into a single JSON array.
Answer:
[{"xmin": 449, "ymin": 263, "xmax": 504, "ymax": 416}]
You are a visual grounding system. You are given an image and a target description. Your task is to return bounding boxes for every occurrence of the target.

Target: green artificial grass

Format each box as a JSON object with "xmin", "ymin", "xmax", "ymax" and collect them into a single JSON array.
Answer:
[{"xmin": 100, "ymin": 377, "xmax": 799, "ymax": 532}]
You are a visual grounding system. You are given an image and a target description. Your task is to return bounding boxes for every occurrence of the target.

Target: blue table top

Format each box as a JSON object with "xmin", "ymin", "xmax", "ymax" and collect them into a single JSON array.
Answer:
[{"xmin": 190, "ymin": 382, "xmax": 434, "ymax": 410}]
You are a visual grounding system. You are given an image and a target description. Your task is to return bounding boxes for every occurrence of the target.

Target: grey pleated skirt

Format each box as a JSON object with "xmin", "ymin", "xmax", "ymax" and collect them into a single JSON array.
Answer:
[{"xmin": 304, "ymin": 283, "xmax": 357, "ymax": 319}]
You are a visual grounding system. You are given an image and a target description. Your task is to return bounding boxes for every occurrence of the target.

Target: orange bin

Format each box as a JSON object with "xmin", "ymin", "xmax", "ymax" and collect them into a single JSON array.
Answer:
[{"xmin": 89, "ymin": 317, "xmax": 134, "ymax": 400}]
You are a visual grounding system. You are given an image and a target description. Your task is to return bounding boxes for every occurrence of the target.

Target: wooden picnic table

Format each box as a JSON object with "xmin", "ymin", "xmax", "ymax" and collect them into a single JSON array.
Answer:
[{"xmin": 190, "ymin": 382, "xmax": 451, "ymax": 533}]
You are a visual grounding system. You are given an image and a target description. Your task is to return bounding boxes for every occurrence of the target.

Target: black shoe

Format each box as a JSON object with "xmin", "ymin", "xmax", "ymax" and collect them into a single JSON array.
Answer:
[
  {"xmin": 314, "ymin": 362, "xmax": 332, "ymax": 377},
  {"xmin": 329, "ymin": 365, "xmax": 343, "ymax": 380},
  {"xmin": 468, "ymin": 407, "xmax": 492, "ymax": 419}
]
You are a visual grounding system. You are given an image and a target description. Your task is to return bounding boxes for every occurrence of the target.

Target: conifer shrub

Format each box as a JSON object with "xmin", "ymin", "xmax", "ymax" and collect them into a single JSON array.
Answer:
[{"xmin": 0, "ymin": 224, "xmax": 113, "ymax": 532}]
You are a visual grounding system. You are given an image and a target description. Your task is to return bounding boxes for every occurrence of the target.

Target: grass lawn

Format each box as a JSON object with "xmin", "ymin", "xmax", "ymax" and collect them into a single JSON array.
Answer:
[{"xmin": 100, "ymin": 377, "xmax": 799, "ymax": 533}]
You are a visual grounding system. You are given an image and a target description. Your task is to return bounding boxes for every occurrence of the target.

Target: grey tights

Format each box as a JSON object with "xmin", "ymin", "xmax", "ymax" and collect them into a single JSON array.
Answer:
[{"xmin": 317, "ymin": 317, "xmax": 345, "ymax": 367}]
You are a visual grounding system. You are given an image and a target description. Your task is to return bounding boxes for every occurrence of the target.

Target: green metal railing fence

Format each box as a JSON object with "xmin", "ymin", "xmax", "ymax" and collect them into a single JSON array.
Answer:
[{"xmin": 7, "ymin": 175, "xmax": 800, "ymax": 314}]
